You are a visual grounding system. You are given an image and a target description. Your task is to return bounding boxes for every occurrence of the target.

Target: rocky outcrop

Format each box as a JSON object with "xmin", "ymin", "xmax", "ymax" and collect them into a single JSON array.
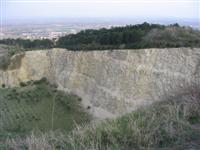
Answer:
[{"xmin": 0, "ymin": 48, "xmax": 200, "ymax": 119}]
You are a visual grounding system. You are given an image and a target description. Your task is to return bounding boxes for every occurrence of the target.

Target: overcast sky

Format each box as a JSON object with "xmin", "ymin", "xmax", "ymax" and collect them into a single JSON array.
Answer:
[{"xmin": 2, "ymin": 0, "xmax": 200, "ymax": 21}]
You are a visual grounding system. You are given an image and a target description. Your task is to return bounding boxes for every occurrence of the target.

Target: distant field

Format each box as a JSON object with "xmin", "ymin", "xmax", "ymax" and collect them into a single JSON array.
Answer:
[{"xmin": 0, "ymin": 79, "xmax": 90, "ymax": 136}]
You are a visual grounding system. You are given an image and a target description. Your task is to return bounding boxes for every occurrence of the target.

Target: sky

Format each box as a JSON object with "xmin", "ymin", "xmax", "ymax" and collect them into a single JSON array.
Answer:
[{"xmin": 1, "ymin": 0, "xmax": 200, "ymax": 22}]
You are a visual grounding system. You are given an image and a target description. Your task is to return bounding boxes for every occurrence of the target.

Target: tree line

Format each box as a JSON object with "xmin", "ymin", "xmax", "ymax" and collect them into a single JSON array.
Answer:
[
  {"xmin": 1, "ymin": 22, "xmax": 200, "ymax": 50},
  {"xmin": 0, "ymin": 38, "xmax": 54, "ymax": 49}
]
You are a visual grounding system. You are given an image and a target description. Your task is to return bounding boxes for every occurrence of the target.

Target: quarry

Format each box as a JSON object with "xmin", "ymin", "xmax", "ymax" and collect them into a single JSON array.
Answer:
[{"xmin": 0, "ymin": 48, "xmax": 199, "ymax": 119}]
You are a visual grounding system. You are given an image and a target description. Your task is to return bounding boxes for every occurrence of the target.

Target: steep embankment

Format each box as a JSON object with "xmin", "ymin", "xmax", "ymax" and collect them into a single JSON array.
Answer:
[{"xmin": 0, "ymin": 48, "xmax": 200, "ymax": 118}]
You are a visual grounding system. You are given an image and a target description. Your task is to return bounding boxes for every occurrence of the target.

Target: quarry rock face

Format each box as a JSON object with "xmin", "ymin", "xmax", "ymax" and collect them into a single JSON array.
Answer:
[{"xmin": 0, "ymin": 48, "xmax": 200, "ymax": 119}]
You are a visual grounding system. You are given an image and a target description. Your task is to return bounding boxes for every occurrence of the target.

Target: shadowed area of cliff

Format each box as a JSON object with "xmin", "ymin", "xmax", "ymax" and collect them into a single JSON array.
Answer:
[
  {"xmin": 0, "ymin": 45, "xmax": 10, "ymax": 70},
  {"xmin": 0, "ymin": 45, "xmax": 26, "ymax": 70}
]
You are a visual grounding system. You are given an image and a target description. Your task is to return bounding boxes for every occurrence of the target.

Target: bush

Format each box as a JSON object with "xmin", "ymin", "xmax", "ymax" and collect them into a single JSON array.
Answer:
[
  {"xmin": 2, "ymin": 84, "xmax": 5, "ymax": 88},
  {"xmin": 19, "ymin": 82, "xmax": 27, "ymax": 87},
  {"xmin": 33, "ymin": 77, "xmax": 48, "ymax": 85}
]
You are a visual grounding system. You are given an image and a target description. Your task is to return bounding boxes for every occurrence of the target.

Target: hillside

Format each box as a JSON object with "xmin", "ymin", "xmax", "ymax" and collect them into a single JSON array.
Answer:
[
  {"xmin": 57, "ymin": 23, "xmax": 200, "ymax": 50},
  {"xmin": 2, "ymin": 91, "xmax": 200, "ymax": 150},
  {"xmin": 0, "ymin": 47, "xmax": 199, "ymax": 149},
  {"xmin": 0, "ymin": 23, "xmax": 200, "ymax": 51},
  {"xmin": 0, "ymin": 78, "xmax": 90, "ymax": 136},
  {"xmin": 0, "ymin": 48, "xmax": 199, "ymax": 119}
]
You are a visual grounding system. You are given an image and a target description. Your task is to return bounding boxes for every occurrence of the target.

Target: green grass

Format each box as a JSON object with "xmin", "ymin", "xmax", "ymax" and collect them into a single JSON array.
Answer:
[
  {"xmin": 1, "ymin": 79, "xmax": 199, "ymax": 149},
  {"xmin": 2, "ymin": 92, "xmax": 200, "ymax": 150},
  {"xmin": 0, "ymin": 78, "xmax": 90, "ymax": 136},
  {"xmin": 65, "ymin": 97, "xmax": 200, "ymax": 150}
]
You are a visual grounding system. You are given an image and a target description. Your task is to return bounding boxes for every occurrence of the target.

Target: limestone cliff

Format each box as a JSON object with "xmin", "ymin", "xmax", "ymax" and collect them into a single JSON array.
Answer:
[{"xmin": 0, "ymin": 48, "xmax": 200, "ymax": 119}]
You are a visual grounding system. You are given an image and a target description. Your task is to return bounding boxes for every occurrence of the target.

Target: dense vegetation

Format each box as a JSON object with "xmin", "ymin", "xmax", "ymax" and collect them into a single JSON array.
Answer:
[
  {"xmin": 0, "ymin": 78, "xmax": 90, "ymax": 140},
  {"xmin": 57, "ymin": 23, "xmax": 200, "ymax": 50},
  {"xmin": 1, "ymin": 23, "xmax": 200, "ymax": 51},
  {"xmin": 1, "ymin": 88, "xmax": 200, "ymax": 150},
  {"xmin": 57, "ymin": 22, "xmax": 164, "ymax": 50},
  {"xmin": 0, "ymin": 38, "xmax": 54, "ymax": 49}
]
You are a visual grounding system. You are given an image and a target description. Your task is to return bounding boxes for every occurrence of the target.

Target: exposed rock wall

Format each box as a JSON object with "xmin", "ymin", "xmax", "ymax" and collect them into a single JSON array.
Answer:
[{"xmin": 0, "ymin": 48, "xmax": 200, "ymax": 118}]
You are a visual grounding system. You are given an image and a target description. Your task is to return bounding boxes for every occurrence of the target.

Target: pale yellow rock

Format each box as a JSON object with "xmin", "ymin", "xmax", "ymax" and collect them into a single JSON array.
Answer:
[{"xmin": 0, "ymin": 48, "xmax": 199, "ymax": 119}]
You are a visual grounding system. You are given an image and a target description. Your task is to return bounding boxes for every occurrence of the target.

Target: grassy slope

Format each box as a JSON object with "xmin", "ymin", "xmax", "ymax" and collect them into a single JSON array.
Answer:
[
  {"xmin": 0, "ymin": 79, "xmax": 90, "ymax": 137},
  {"xmin": 67, "ymin": 97, "xmax": 200, "ymax": 150},
  {"xmin": 2, "ymin": 91, "xmax": 200, "ymax": 150}
]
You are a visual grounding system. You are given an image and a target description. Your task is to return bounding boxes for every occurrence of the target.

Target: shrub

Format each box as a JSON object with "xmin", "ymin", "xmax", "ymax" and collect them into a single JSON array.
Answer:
[
  {"xmin": 33, "ymin": 77, "xmax": 48, "ymax": 85},
  {"xmin": 2, "ymin": 84, "xmax": 5, "ymax": 88},
  {"xmin": 19, "ymin": 82, "xmax": 27, "ymax": 87}
]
